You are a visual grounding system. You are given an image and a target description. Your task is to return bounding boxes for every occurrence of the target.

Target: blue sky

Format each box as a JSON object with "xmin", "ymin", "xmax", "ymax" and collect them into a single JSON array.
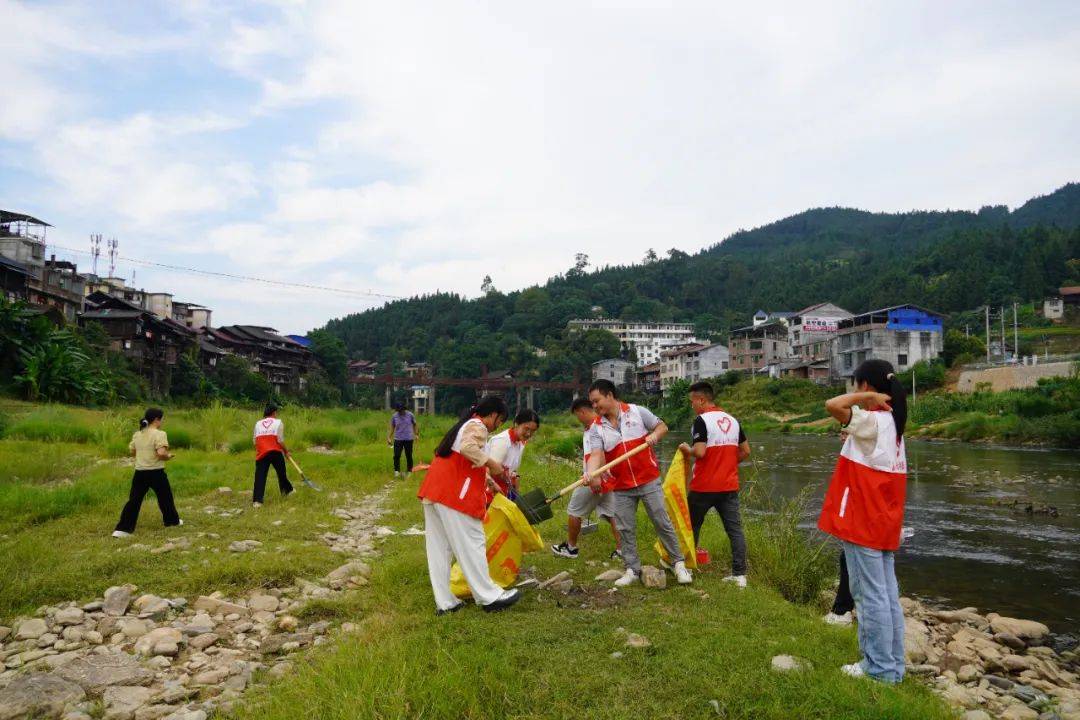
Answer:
[{"xmin": 2, "ymin": 1, "xmax": 1079, "ymax": 333}]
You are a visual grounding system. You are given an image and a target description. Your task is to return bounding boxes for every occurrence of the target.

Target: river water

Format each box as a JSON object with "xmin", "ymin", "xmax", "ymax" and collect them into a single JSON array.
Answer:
[{"xmin": 661, "ymin": 433, "xmax": 1080, "ymax": 632}]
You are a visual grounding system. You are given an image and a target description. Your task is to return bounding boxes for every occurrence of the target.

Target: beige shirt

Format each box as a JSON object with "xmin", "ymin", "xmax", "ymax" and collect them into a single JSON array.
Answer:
[
  {"xmin": 130, "ymin": 428, "xmax": 169, "ymax": 470},
  {"xmin": 845, "ymin": 406, "xmax": 879, "ymax": 457},
  {"xmin": 458, "ymin": 420, "xmax": 491, "ymax": 467}
]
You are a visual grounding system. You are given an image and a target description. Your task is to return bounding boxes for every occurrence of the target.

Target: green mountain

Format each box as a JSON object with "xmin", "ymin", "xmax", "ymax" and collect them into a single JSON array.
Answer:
[{"xmin": 322, "ymin": 183, "xmax": 1080, "ymax": 381}]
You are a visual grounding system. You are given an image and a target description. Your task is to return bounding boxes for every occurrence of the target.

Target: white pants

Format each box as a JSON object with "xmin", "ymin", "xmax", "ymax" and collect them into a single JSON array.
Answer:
[{"xmin": 423, "ymin": 502, "xmax": 507, "ymax": 610}]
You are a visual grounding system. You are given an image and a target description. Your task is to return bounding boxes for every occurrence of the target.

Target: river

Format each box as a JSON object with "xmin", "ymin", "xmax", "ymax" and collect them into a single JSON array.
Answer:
[{"xmin": 661, "ymin": 433, "xmax": 1080, "ymax": 633}]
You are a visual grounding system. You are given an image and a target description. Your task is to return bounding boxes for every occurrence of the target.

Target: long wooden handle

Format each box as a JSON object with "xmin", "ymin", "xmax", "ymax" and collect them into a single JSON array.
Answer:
[
  {"xmin": 287, "ymin": 455, "xmax": 304, "ymax": 474},
  {"xmin": 547, "ymin": 442, "xmax": 652, "ymax": 502}
]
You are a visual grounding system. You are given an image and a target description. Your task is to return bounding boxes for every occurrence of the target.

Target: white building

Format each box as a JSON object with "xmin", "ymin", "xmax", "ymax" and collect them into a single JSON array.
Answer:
[
  {"xmin": 659, "ymin": 342, "xmax": 729, "ymax": 390},
  {"xmin": 568, "ymin": 318, "xmax": 698, "ymax": 366},
  {"xmin": 591, "ymin": 358, "xmax": 635, "ymax": 388}
]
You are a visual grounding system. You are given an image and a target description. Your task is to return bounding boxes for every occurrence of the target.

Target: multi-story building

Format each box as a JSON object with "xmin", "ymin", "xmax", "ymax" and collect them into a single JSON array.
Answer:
[
  {"xmin": 591, "ymin": 358, "xmax": 635, "ymax": 389},
  {"xmin": 729, "ymin": 322, "xmax": 790, "ymax": 373},
  {"xmin": 0, "ymin": 256, "xmax": 32, "ymax": 302},
  {"xmin": 1, "ymin": 213, "xmax": 86, "ymax": 321},
  {"xmin": 635, "ymin": 362, "xmax": 662, "ymax": 395},
  {"xmin": 784, "ymin": 302, "xmax": 853, "ymax": 382},
  {"xmin": 659, "ymin": 343, "xmax": 730, "ymax": 390},
  {"xmin": 203, "ymin": 325, "xmax": 315, "ymax": 392},
  {"xmin": 832, "ymin": 305, "xmax": 944, "ymax": 380},
  {"xmin": 567, "ymin": 318, "xmax": 698, "ymax": 366}
]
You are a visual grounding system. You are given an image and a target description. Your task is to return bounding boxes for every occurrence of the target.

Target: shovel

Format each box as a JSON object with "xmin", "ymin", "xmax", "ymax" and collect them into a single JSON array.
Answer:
[
  {"xmin": 287, "ymin": 454, "xmax": 322, "ymax": 492},
  {"xmin": 514, "ymin": 443, "xmax": 652, "ymax": 525}
]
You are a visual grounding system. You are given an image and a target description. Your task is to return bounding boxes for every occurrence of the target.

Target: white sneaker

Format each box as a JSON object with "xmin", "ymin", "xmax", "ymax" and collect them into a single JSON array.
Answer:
[
  {"xmin": 252, "ymin": 502, "xmax": 263, "ymax": 508},
  {"xmin": 394, "ymin": 471, "xmax": 401, "ymax": 478},
  {"xmin": 824, "ymin": 611, "xmax": 853, "ymax": 626},
  {"xmin": 722, "ymin": 575, "xmax": 747, "ymax": 588},
  {"xmin": 613, "ymin": 569, "xmax": 640, "ymax": 587},
  {"xmin": 177, "ymin": 519, "xmax": 184, "ymax": 527},
  {"xmin": 111, "ymin": 530, "xmax": 131, "ymax": 538},
  {"xmin": 674, "ymin": 561, "xmax": 693, "ymax": 585},
  {"xmin": 841, "ymin": 662, "xmax": 866, "ymax": 678}
]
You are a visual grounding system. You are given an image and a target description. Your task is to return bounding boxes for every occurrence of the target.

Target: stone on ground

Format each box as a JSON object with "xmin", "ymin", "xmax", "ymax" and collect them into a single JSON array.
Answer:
[
  {"xmin": 988, "ymin": 615, "xmax": 1050, "ymax": 642},
  {"xmin": 0, "ymin": 673, "xmax": 85, "ymax": 720},
  {"xmin": 56, "ymin": 654, "xmax": 155, "ymax": 694},
  {"xmin": 594, "ymin": 569, "xmax": 624, "ymax": 582},
  {"xmin": 104, "ymin": 586, "xmax": 134, "ymax": 616},
  {"xmin": 103, "ymin": 686, "xmax": 153, "ymax": 720},
  {"xmin": 624, "ymin": 633, "xmax": 651, "ymax": 648},
  {"xmin": 640, "ymin": 565, "xmax": 666, "ymax": 589},
  {"xmin": 15, "ymin": 618, "xmax": 49, "ymax": 640},
  {"xmin": 770, "ymin": 655, "xmax": 809, "ymax": 672}
]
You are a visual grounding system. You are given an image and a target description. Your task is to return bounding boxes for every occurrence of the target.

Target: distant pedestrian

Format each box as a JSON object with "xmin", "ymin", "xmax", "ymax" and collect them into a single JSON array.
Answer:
[
  {"xmin": 677, "ymin": 380, "xmax": 750, "ymax": 587},
  {"xmin": 485, "ymin": 408, "xmax": 540, "ymax": 499},
  {"xmin": 112, "ymin": 408, "xmax": 181, "ymax": 537},
  {"xmin": 252, "ymin": 404, "xmax": 294, "ymax": 507},
  {"xmin": 819, "ymin": 359, "xmax": 909, "ymax": 683},
  {"xmin": 417, "ymin": 395, "xmax": 522, "ymax": 615},
  {"xmin": 551, "ymin": 397, "xmax": 621, "ymax": 560},
  {"xmin": 388, "ymin": 403, "xmax": 419, "ymax": 478}
]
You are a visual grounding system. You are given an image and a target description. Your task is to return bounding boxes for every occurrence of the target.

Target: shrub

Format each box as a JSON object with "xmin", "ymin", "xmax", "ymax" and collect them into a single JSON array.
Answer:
[
  {"xmin": 303, "ymin": 426, "xmax": 354, "ymax": 448},
  {"xmin": 6, "ymin": 408, "xmax": 95, "ymax": 444},
  {"xmin": 166, "ymin": 427, "xmax": 195, "ymax": 449}
]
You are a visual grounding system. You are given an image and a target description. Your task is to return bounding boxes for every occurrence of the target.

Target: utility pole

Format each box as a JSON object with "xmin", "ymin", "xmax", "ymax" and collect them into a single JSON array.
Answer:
[
  {"xmin": 1000, "ymin": 306, "xmax": 1006, "ymax": 362},
  {"xmin": 985, "ymin": 306, "xmax": 991, "ymax": 364},
  {"xmin": 1013, "ymin": 302, "xmax": 1019, "ymax": 364}
]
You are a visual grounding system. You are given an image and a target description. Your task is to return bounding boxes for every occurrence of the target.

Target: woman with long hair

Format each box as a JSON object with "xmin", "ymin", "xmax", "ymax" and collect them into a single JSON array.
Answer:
[
  {"xmin": 484, "ymin": 408, "xmax": 540, "ymax": 499},
  {"xmin": 819, "ymin": 359, "xmax": 909, "ymax": 683},
  {"xmin": 112, "ymin": 408, "xmax": 181, "ymax": 537},
  {"xmin": 417, "ymin": 395, "xmax": 522, "ymax": 615}
]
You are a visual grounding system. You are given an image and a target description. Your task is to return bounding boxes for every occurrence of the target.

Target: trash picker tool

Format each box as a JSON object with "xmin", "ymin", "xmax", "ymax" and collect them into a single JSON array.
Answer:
[
  {"xmin": 514, "ymin": 443, "xmax": 652, "ymax": 525},
  {"xmin": 287, "ymin": 454, "xmax": 322, "ymax": 491}
]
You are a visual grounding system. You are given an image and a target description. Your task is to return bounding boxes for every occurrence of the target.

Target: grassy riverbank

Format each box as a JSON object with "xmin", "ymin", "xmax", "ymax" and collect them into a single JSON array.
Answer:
[{"xmin": 0, "ymin": 400, "xmax": 952, "ymax": 719}]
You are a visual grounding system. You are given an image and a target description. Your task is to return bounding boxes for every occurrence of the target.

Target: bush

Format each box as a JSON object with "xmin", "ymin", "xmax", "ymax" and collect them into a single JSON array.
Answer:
[
  {"xmin": 302, "ymin": 426, "xmax": 354, "ymax": 448},
  {"xmin": 166, "ymin": 427, "xmax": 195, "ymax": 449},
  {"xmin": 6, "ymin": 408, "xmax": 96, "ymax": 444}
]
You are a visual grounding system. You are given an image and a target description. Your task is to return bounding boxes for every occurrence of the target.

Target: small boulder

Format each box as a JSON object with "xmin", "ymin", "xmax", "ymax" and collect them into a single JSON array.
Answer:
[
  {"xmin": 988, "ymin": 616, "xmax": 1050, "ymax": 643},
  {"xmin": 189, "ymin": 633, "xmax": 219, "ymax": 651},
  {"xmin": 55, "ymin": 607, "xmax": 86, "ymax": 626},
  {"xmin": 538, "ymin": 571, "xmax": 572, "ymax": 590},
  {"xmin": 624, "ymin": 633, "xmax": 651, "ymax": 648},
  {"xmin": 228, "ymin": 540, "xmax": 262, "ymax": 553},
  {"xmin": 770, "ymin": 655, "xmax": 809, "ymax": 672},
  {"xmin": 594, "ymin": 569, "xmax": 624, "ymax": 582},
  {"xmin": 56, "ymin": 653, "xmax": 154, "ymax": 694},
  {"xmin": 248, "ymin": 595, "xmax": 279, "ymax": 613},
  {"xmin": 14, "ymin": 618, "xmax": 49, "ymax": 640},
  {"xmin": 957, "ymin": 664, "xmax": 981, "ymax": 683},
  {"xmin": 1000, "ymin": 706, "xmax": 1039, "ymax": 720},
  {"xmin": 996, "ymin": 633, "xmax": 1027, "ymax": 651},
  {"xmin": 962, "ymin": 712, "xmax": 993, "ymax": 720},
  {"xmin": 119, "ymin": 619, "xmax": 150, "ymax": 639},
  {"xmin": 640, "ymin": 566, "xmax": 666, "ymax": 589},
  {"xmin": 0, "ymin": 673, "xmax": 85, "ymax": 720},
  {"xmin": 104, "ymin": 586, "xmax": 134, "ymax": 616},
  {"xmin": 103, "ymin": 685, "xmax": 153, "ymax": 720}
]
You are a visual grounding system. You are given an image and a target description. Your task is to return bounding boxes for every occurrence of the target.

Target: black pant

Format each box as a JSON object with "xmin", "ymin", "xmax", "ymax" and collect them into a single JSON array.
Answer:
[
  {"xmin": 115, "ymin": 469, "xmax": 180, "ymax": 533},
  {"xmin": 254, "ymin": 451, "xmax": 293, "ymax": 503},
  {"xmin": 393, "ymin": 440, "xmax": 414, "ymax": 472},
  {"xmin": 831, "ymin": 551, "xmax": 855, "ymax": 615},
  {"xmin": 688, "ymin": 490, "xmax": 748, "ymax": 575}
]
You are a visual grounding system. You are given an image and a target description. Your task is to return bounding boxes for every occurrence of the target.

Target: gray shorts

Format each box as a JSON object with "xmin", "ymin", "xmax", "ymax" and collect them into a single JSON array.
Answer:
[{"xmin": 566, "ymin": 485, "xmax": 615, "ymax": 519}]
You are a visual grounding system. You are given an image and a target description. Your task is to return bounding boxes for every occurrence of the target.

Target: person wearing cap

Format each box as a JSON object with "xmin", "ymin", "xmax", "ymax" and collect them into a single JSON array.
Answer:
[{"xmin": 252, "ymin": 404, "xmax": 294, "ymax": 507}]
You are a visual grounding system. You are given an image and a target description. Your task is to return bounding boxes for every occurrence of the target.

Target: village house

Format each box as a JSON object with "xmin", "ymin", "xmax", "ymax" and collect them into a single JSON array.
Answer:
[
  {"xmin": 729, "ymin": 322, "xmax": 790, "ymax": 373},
  {"xmin": 635, "ymin": 362, "xmax": 662, "ymax": 395},
  {"xmin": 568, "ymin": 317, "xmax": 699, "ymax": 366},
  {"xmin": 781, "ymin": 302, "xmax": 853, "ymax": 382},
  {"xmin": 202, "ymin": 325, "xmax": 315, "ymax": 392},
  {"xmin": 1, "ymin": 212, "xmax": 87, "ymax": 321},
  {"xmin": 659, "ymin": 342, "xmax": 730, "ymax": 390},
  {"xmin": 831, "ymin": 304, "xmax": 944, "ymax": 380},
  {"xmin": 591, "ymin": 358, "xmax": 635, "ymax": 389}
]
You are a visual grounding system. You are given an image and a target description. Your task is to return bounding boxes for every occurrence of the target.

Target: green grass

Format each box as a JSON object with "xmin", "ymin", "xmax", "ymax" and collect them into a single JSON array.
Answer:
[{"xmin": 0, "ymin": 400, "xmax": 951, "ymax": 720}]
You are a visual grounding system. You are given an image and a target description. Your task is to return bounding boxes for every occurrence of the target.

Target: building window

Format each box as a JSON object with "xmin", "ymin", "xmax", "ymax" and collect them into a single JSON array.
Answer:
[
  {"xmin": 843, "ymin": 354, "xmax": 852, "ymax": 369},
  {"xmin": 898, "ymin": 354, "xmax": 908, "ymax": 367}
]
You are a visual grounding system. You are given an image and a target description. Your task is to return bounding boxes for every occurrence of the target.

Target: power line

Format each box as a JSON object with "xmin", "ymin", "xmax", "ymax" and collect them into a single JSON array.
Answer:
[{"xmin": 48, "ymin": 243, "xmax": 405, "ymax": 300}]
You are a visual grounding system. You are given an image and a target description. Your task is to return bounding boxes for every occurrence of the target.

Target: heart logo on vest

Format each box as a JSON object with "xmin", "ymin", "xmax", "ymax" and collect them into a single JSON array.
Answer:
[
  {"xmin": 261, "ymin": 419, "xmax": 273, "ymax": 428},
  {"xmin": 717, "ymin": 416, "xmax": 732, "ymax": 434}
]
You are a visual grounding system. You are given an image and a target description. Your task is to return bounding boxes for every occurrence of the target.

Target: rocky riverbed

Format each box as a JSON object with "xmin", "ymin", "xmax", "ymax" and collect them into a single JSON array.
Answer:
[{"xmin": 0, "ymin": 488, "xmax": 390, "ymax": 720}]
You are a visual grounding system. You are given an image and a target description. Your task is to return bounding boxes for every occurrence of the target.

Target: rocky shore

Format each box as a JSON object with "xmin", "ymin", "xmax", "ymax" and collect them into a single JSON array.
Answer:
[{"xmin": 0, "ymin": 488, "xmax": 390, "ymax": 720}]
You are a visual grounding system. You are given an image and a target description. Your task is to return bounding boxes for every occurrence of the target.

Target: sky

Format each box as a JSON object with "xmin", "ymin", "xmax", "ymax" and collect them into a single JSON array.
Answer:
[{"xmin": 2, "ymin": 1, "xmax": 1079, "ymax": 334}]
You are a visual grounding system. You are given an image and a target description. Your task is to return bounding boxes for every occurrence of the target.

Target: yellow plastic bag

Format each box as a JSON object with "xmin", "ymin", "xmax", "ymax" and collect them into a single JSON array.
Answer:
[
  {"xmin": 654, "ymin": 455, "xmax": 697, "ymax": 569},
  {"xmin": 450, "ymin": 493, "xmax": 544, "ymax": 598}
]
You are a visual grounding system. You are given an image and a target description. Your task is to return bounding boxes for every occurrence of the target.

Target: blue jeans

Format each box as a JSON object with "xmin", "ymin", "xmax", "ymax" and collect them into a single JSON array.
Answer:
[{"xmin": 842, "ymin": 542, "xmax": 905, "ymax": 683}]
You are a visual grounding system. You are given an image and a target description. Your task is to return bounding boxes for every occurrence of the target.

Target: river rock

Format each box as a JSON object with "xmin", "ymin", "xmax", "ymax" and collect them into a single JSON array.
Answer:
[
  {"xmin": 1004, "ymin": 654, "xmax": 1036, "ymax": 672},
  {"xmin": 594, "ymin": 569, "xmax": 624, "ymax": 582},
  {"xmin": 260, "ymin": 633, "xmax": 313, "ymax": 655},
  {"xmin": 933, "ymin": 609, "xmax": 990, "ymax": 630},
  {"xmin": 276, "ymin": 616, "xmax": 299, "ymax": 632},
  {"xmin": 958, "ymin": 664, "xmax": 981, "ymax": 683},
  {"xmin": 0, "ymin": 672, "xmax": 85, "ymax": 720},
  {"xmin": 1011, "ymin": 683, "xmax": 1045, "ymax": 704},
  {"xmin": 963, "ymin": 712, "xmax": 992, "ymax": 720},
  {"xmin": 988, "ymin": 616, "xmax": 1050, "ymax": 643},
  {"xmin": 771, "ymin": 655, "xmax": 809, "ymax": 672},
  {"xmin": 228, "ymin": 540, "xmax": 262, "ymax": 553},
  {"xmin": 985, "ymin": 674, "xmax": 1015, "ymax": 690},
  {"xmin": 326, "ymin": 561, "xmax": 371, "ymax": 584},
  {"xmin": 55, "ymin": 608, "xmax": 85, "ymax": 626},
  {"xmin": 193, "ymin": 596, "xmax": 248, "ymax": 616},
  {"xmin": 625, "ymin": 633, "xmax": 650, "ymax": 648},
  {"xmin": 56, "ymin": 653, "xmax": 155, "ymax": 693},
  {"xmin": 1001, "ymin": 706, "xmax": 1039, "ymax": 720},
  {"xmin": 941, "ymin": 680, "xmax": 978, "ymax": 708},
  {"xmin": 192, "ymin": 667, "xmax": 231, "ymax": 685},
  {"xmin": 905, "ymin": 619, "xmax": 936, "ymax": 664},
  {"xmin": 15, "ymin": 618, "xmax": 49, "ymax": 640},
  {"xmin": 119, "ymin": 619, "xmax": 150, "ymax": 639},
  {"xmin": 641, "ymin": 566, "xmax": 666, "ymax": 589},
  {"xmin": 133, "ymin": 705, "xmax": 176, "ymax": 720},
  {"xmin": 104, "ymin": 586, "xmax": 134, "ymax": 616},
  {"xmin": 996, "ymin": 633, "xmax": 1028, "ymax": 651},
  {"xmin": 103, "ymin": 686, "xmax": 152, "ymax": 720},
  {"xmin": 248, "ymin": 595, "xmax": 279, "ymax": 613},
  {"xmin": 188, "ymin": 633, "xmax": 219, "ymax": 651}
]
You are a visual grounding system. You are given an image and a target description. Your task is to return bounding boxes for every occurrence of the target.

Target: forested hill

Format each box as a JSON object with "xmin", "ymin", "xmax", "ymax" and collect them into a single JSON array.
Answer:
[{"xmin": 322, "ymin": 183, "xmax": 1080, "ymax": 377}]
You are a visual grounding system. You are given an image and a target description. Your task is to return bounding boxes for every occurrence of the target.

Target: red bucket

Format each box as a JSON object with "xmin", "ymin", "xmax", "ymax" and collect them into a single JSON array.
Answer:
[{"xmin": 696, "ymin": 548, "xmax": 711, "ymax": 565}]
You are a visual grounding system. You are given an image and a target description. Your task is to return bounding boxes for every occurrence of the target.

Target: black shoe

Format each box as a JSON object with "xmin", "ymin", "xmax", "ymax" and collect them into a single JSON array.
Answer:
[
  {"xmin": 481, "ymin": 590, "xmax": 521, "ymax": 613},
  {"xmin": 436, "ymin": 603, "xmax": 465, "ymax": 616},
  {"xmin": 610, "ymin": 549, "xmax": 622, "ymax": 561},
  {"xmin": 551, "ymin": 542, "xmax": 579, "ymax": 559}
]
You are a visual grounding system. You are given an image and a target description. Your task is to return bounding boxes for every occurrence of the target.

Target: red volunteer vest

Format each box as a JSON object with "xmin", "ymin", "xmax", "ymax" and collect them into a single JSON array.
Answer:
[
  {"xmin": 592, "ymin": 403, "xmax": 660, "ymax": 491},
  {"xmin": 817, "ymin": 411, "xmax": 908, "ymax": 551},
  {"xmin": 417, "ymin": 418, "xmax": 489, "ymax": 519},
  {"xmin": 690, "ymin": 407, "xmax": 741, "ymax": 493},
  {"xmin": 254, "ymin": 417, "xmax": 285, "ymax": 460}
]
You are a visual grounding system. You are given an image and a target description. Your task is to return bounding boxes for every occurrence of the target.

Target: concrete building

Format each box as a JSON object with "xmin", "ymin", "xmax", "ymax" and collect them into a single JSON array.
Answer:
[
  {"xmin": 0, "ymin": 212, "xmax": 87, "ymax": 321},
  {"xmin": 0, "ymin": 256, "xmax": 32, "ymax": 302},
  {"xmin": 635, "ymin": 362, "xmax": 662, "ymax": 395},
  {"xmin": 729, "ymin": 322, "xmax": 790, "ymax": 373},
  {"xmin": 1044, "ymin": 296, "xmax": 1064, "ymax": 320},
  {"xmin": 751, "ymin": 310, "xmax": 794, "ymax": 328},
  {"xmin": 567, "ymin": 318, "xmax": 698, "ymax": 366},
  {"xmin": 785, "ymin": 302, "xmax": 853, "ymax": 381},
  {"xmin": 659, "ymin": 343, "xmax": 730, "ymax": 390},
  {"xmin": 832, "ymin": 305, "xmax": 944, "ymax": 379},
  {"xmin": 592, "ymin": 358, "xmax": 635, "ymax": 388}
]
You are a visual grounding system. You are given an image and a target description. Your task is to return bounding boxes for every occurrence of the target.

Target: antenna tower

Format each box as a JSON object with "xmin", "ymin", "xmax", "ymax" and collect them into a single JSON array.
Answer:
[
  {"xmin": 107, "ymin": 237, "xmax": 118, "ymax": 278},
  {"xmin": 90, "ymin": 234, "xmax": 102, "ymax": 276}
]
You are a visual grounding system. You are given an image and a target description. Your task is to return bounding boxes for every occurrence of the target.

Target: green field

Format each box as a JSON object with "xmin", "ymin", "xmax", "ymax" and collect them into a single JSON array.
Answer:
[{"xmin": 0, "ymin": 400, "xmax": 951, "ymax": 720}]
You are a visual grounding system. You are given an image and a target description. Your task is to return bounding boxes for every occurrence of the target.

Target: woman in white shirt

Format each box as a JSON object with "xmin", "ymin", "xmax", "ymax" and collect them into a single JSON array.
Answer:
[{"xmin": 485, "ymin": 409, "xmax": 540, "ymax": 499}]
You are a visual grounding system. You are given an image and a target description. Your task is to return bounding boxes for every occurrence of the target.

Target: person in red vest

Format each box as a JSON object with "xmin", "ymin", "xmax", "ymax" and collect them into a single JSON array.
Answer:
[
  {"xmin": 819, "ymin": 359, "xmax": 908, "ymax": 684},
  {"xmin": 252, "ymin": 404, "xmax": 294, "ymax": 507},
  {"xmin": 417, "ymin": 395, "xmax": 522, "ymax": 615},
  {"xmin": 677, "ymin": 380, "xmax": 751, "ymax": 587},
  {"xmin": 585, "ymin": 379, "xmax": 691, "ymax": 587}
]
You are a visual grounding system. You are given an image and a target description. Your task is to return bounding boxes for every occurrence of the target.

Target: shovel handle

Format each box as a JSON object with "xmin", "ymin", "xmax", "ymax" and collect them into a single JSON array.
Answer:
[
  {"xmin": 286, "ymin": 454, "xmax": 305, "ymax": 475},
  {"xmin": 547, "ymin": 442, "xmax": 652, "ymax": 503}
]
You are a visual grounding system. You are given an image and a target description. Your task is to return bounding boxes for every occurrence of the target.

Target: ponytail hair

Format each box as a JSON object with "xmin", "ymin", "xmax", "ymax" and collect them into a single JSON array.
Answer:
[
  {"xmin": 514, "ymin": 408, "xmax": 540, "ymax": 426},
  {"xmin": 853, "ymin": 359, "xmax": 907, "ymax": 439},
  {"xmin": 434, "ymin": 395, "xmax": 509, "ymax": 458},
  {"xmin": 139, "ymin": 407, "xmax": 164, "ymax": 430}
]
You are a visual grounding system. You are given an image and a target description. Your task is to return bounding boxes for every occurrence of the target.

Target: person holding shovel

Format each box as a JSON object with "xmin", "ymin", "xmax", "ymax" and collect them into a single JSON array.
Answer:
[
  {"xmin": 112, "ymin": 407, "xmax": 182, "ymax": 537},
  {"xmin": 417, "ymin": 395, "xmax": 522, "ymax": 615},
  {"xmin": 551, "ymin": 397, "xmax": 621, "ymax": 560},
  {"xmin": 252, "ymin": 404, "xmax": 294, "ymax": 507},
  {"xmin": 677, "ymin": 380, "xmax": 751, "ymax": 588},
  {"xmin": 585, "ymin": 379, "xmax": 692, "ymax": 587},
  {"xmin": 485, "ymin": 408, "xmax": 539, "ymax": 499}
]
